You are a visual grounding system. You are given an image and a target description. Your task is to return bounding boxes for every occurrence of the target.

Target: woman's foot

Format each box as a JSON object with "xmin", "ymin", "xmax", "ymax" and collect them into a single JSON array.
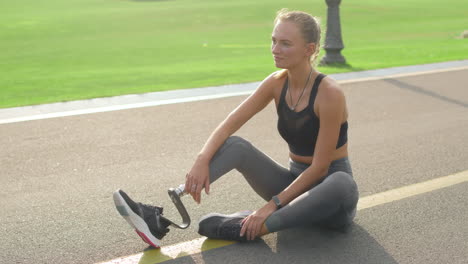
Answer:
[
  {"xmin": 113, "ymin": 189, "xmax": 172, "ymax": 248},
  {"xmin": 198, "ymin": 211, "xmax": 253, "ymax": 241}
]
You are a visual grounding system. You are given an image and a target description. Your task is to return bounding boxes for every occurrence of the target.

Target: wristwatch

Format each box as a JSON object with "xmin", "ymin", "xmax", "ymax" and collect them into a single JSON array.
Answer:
[{"xmin": 272, "ymin": 195, "xmax": 282, "ymax": 209}]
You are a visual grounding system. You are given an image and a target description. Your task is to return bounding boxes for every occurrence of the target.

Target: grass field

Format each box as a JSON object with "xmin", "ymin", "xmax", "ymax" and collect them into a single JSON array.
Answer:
[{"xmin": 0, "ymin": 0, "xmax": 466, "ymax": 108}]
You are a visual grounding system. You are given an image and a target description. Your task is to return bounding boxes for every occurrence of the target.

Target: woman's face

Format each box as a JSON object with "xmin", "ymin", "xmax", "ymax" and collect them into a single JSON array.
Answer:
[{"xmin": 271, "ymin": 20, "xmax": 312, "ymax": 69}]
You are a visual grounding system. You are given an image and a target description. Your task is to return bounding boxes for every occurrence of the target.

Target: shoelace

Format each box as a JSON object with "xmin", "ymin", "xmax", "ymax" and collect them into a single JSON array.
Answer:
[
  {"xmin": 139, "ymin": 203, "xmax": 170, "ymax": 239},
  {"xmin": 139, "ymin": 202, "xmax": 164, "ymax": 214}
]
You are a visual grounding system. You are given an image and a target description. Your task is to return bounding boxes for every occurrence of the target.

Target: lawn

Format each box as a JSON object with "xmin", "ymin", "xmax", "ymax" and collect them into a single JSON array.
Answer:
[{"xmin": 0, "ymin": 0, "xmax": 466, "ymax": 108}]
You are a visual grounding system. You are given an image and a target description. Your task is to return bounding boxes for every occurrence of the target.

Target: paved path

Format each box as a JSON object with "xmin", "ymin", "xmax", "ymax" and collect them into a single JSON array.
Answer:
[{"xmin": 1, "ymin": 64, "xmax": 467, "ymax": 263}]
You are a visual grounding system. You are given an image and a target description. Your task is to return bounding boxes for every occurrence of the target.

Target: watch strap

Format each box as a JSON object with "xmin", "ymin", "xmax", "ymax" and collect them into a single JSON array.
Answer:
[{"xmin": 272, "ymin": 195, "xmax": 282, "ymax": 209}]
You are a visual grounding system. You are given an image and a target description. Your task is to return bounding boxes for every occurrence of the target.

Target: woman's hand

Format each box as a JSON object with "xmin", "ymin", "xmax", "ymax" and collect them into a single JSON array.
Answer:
[
  {"xmin": 185, "ymin": 158, "xmax": 210, "ymax": 204},
  {"xmin": 240, "ymin": 201, "xmax": 276, "ymax": 240}
]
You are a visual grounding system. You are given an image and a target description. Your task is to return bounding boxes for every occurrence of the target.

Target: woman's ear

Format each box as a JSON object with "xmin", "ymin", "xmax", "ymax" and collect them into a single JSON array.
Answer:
[{"xmin": 305, "ymin": 43, "xmax": 316, "ymax": 57}]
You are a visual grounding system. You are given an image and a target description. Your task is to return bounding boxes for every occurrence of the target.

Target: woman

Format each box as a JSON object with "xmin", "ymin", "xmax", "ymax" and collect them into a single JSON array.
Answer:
[{"xmin": 115, "ymin": 9, "xmax": 358, "ymax": 246}]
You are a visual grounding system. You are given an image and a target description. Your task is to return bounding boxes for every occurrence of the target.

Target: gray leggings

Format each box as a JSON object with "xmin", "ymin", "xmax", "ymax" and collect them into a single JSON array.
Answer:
[{"xmin": 209, "ymin": 136, "xmax": 359, "ymax": 233}]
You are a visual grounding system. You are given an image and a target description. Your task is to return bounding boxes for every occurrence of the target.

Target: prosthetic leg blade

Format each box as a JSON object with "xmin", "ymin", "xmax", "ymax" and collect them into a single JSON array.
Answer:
[{"xmin": 167, "ymin": 185, "xmax": 191, "ymax": 229}]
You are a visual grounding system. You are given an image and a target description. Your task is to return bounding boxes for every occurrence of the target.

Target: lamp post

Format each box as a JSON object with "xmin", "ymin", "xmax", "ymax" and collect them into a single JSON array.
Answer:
[{"xmin": 320, "ymin": 0, "xmax": 346, "ymax": 65}]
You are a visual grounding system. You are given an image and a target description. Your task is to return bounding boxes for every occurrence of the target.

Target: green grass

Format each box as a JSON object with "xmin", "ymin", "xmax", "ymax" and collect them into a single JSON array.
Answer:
[{"xmin": 0, "ymin": 0, "xmax": 466, "ymax": 108}]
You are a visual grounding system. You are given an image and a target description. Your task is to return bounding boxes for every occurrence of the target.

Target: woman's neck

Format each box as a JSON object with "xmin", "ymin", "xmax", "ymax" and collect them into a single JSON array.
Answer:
[{"xmin": 287, "ymin": 63, "xmax": 315, "ymax": 91}]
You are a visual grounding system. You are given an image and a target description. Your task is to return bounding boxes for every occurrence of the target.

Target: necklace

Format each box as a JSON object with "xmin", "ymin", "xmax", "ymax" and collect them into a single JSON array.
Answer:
[{"xmin": 288, "ymin": 69, "xmax": 313, "ymax": 111}]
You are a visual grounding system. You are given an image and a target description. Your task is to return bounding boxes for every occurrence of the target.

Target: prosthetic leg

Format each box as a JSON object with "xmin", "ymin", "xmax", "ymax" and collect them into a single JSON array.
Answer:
[
  {"xmin": 113, "ymin": 184, "xmax": 190, "ymax": 248},
  {"xmin": 167, "ymin": 184, "xmax": 191, "ymax": 229}
]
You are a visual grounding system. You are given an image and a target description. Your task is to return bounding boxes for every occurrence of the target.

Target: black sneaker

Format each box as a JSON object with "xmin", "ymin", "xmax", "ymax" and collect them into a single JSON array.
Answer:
[
  {"xmin": 113, "ymin": 189, "xmax": 171, "ymax": 248},
  {"xmin": 198, "ymin": 211, "xmax": 253, "ymax": 242}
]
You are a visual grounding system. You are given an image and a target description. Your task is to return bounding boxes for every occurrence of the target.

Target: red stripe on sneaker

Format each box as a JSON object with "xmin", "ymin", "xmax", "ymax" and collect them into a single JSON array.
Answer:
[{"xmin": 135, "ymin": 230, "xmax": 160, "ymax": 249}]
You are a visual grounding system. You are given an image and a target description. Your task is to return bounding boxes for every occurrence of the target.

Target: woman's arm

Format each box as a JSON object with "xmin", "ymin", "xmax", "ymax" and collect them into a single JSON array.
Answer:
[{"xmin": 185, "ymin": 73, "xmax": 278, "ymax": 203}]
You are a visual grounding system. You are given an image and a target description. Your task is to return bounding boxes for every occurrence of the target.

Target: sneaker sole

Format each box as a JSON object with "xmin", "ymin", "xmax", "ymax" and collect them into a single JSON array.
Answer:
[{"xmin": 113, "ymin": 190, "xmax": 161, "ymax": 248}]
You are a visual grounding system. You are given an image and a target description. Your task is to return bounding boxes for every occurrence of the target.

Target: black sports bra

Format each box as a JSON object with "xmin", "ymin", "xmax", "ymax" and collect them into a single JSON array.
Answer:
[{"xmin": 277, "ymin": 74, "xmax": 348, "ymax": 156}]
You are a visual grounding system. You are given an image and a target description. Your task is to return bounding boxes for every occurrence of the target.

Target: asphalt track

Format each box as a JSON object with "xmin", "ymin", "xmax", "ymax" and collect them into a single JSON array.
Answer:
[{"xmin": 1, "ymin": 63, "xmax": 467, "ymax": 263}]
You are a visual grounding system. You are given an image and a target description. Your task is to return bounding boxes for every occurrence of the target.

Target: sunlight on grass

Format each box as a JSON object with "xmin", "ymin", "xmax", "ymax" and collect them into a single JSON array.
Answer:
[{"xmin": 0, "ymin": 0, "xmax": 466, "ymax": 108}]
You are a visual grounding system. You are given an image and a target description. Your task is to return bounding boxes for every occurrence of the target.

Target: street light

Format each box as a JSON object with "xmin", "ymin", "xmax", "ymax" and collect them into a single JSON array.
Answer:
[{"xmin": 320, "ymin": 0, "xmax": 346, "ymax": 65}]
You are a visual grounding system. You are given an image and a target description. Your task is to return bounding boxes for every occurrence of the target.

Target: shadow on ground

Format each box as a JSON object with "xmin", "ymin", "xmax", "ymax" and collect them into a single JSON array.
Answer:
[{"xmin": 156, "ymin": 224, "xmax": 397, "ymax": 264}]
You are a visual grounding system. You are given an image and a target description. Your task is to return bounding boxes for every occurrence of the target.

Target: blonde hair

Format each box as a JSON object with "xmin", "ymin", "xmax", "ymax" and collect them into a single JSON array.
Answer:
[{"xmin": 273, "ymin": 9, "xmax": 321, "ymax": 78}]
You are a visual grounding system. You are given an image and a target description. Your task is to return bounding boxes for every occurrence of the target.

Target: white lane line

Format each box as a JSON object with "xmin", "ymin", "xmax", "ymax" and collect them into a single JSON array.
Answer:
[
  {"xmin": 0, "ymin": 91, "xmax": 253, "ymax": 125},
  {"xmin": 98, "ymin": 169, "xmax": 468, "ymax": 264},
  {"xmin": 1, "ymin": 62, "xmax": 467, "ymax": 125}
]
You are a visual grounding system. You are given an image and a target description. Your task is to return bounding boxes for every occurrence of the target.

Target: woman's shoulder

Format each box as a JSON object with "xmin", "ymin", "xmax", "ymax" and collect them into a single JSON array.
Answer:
[
  {"xmin": 315, "ymin": 74, "xmax": 346, "ymax": 113},
  {"xmin": 319, "ymin": 74, "xmax": 344, "ymax": 98},
  {"xmin": 272, "ymin": 69, "xmax": 288, "ymax": 80},
  {"xmin": 256, "ymin": 70, "xmax": 287, "ymax": 92},
  {"xmin": 267, "ymin": 70, "xmax": 287, "ymax": 84}
]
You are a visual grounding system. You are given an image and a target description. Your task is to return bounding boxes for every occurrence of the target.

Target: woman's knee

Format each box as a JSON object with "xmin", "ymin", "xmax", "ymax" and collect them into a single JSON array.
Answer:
[
  {"xmin": 222, "ymin": 136, "xmax": 252, "ymax": 154},
  {"xmin": 209, "ymin": 136, "xmax": 254, "ymax": 183},
  {"xmin": 325, "ymin": 172, "xmax": 359, "ymax": 202},
  {"xmin": 327, "ymin": 171, "xmax": 355, "ymax": 187},
  {"xmin": 225, "ymin": 135, "xmax": 248, "ymax": 145}
]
